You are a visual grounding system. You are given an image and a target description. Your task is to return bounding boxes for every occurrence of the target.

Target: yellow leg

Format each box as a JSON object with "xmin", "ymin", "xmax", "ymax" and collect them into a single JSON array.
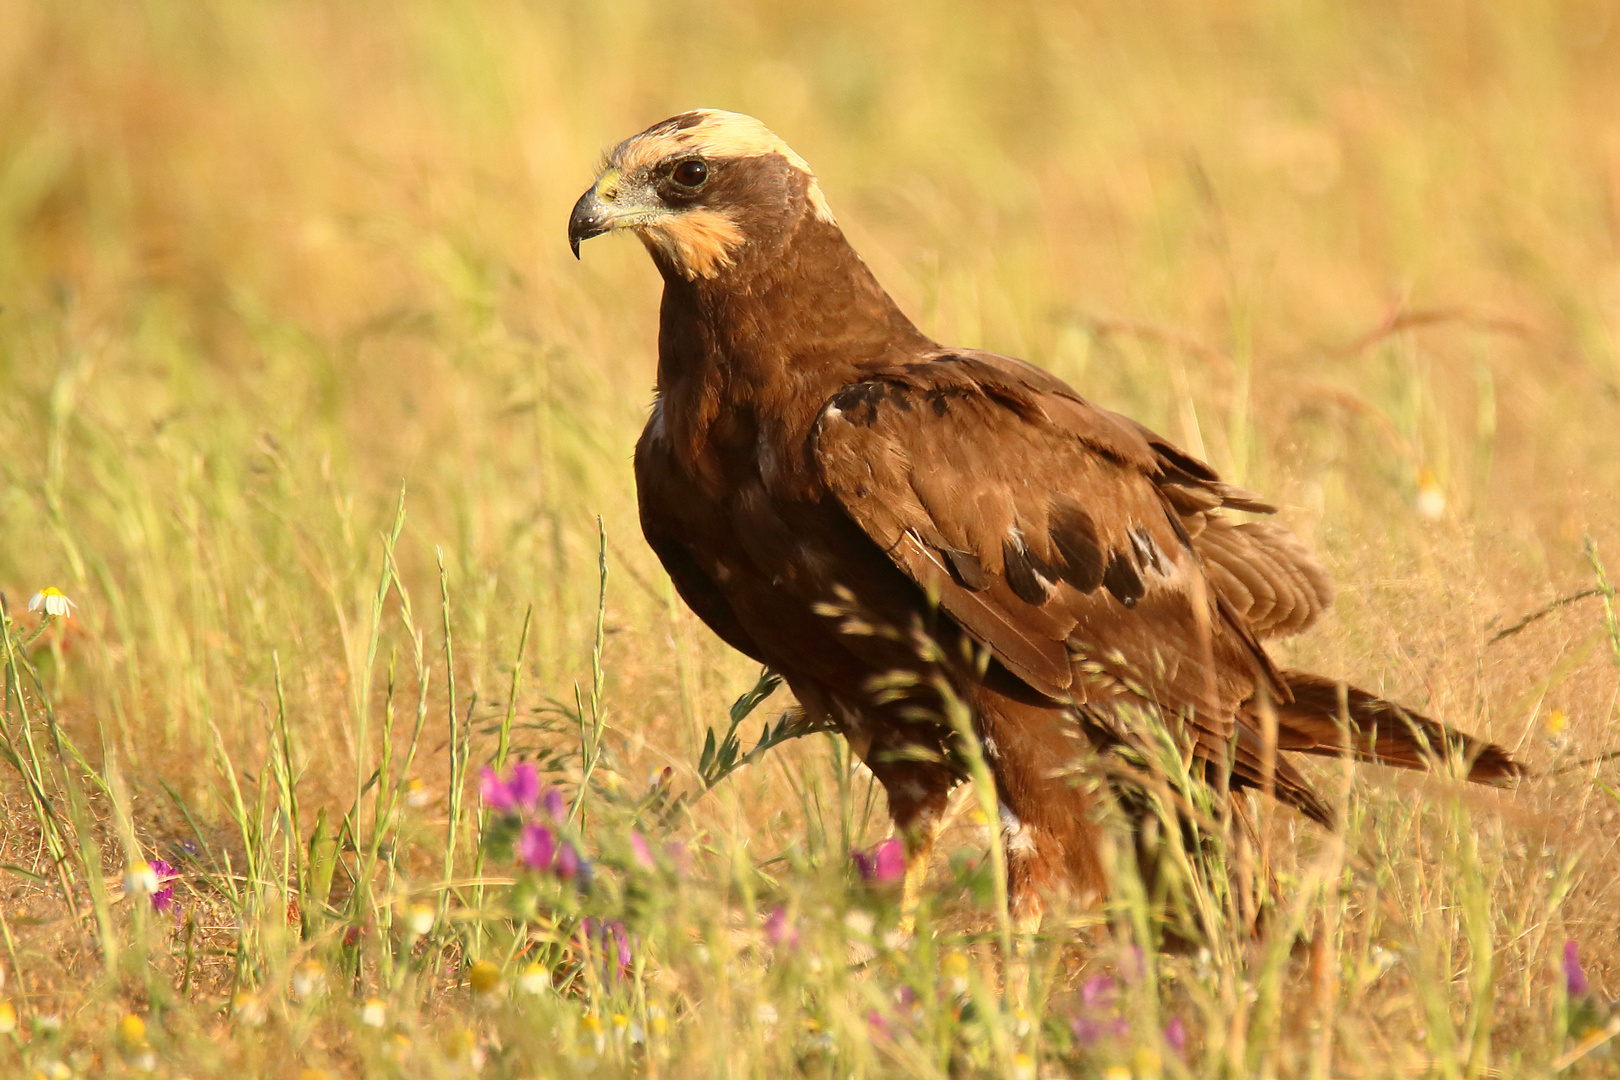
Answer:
[
  {"xmin": 897, "ymin": 818, "xmax": 943, "ymax": 937},
  {"xmin": 896, "ymin": 785, "xmax": 973, "ymax": 936}
]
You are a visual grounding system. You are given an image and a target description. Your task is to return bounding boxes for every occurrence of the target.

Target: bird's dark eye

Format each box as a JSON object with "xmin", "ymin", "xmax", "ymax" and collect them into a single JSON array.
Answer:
[{"xmin": 671, "ymin": 159, "xmax": 708, "ymax": 188}]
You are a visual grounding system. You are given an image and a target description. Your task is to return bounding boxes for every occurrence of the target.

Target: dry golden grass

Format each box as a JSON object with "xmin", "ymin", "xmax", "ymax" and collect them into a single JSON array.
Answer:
[{"xmin": 2, "ymin": 0, "xmax": 1619, "ymax": 1076}]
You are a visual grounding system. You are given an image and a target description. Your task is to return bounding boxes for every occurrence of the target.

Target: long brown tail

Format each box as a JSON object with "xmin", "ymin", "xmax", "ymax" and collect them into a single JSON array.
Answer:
[{"xmin": 1270, "ymin": 670, "xmax": 1524, "ymax": 784}]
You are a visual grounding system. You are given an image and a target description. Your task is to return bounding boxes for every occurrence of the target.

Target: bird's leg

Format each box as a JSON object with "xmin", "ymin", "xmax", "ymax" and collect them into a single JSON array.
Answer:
[
  {"xmin": 868, "ymin": 752, "xmax": 960, "ymax": 938},
  {"xmin": 897, "ymin": 814, "xmax": 941, "ymax": 937},
  {"xmin": 1001, "ymin": 805, "xmax": 1058, "ymax": 1013},
  {"xmin": 897, "ymin": 781, "xmax": 976, "ymax": 935},
  {"xmin": 1012, "ymin": 900, "xmax": 1045, "ymax": 938}
]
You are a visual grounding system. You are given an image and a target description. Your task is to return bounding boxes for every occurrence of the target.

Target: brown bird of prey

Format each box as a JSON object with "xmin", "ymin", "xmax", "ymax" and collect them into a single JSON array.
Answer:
[{"xmin": 569, "ymin": 110, "xmax": 1522, "ymax": 927}]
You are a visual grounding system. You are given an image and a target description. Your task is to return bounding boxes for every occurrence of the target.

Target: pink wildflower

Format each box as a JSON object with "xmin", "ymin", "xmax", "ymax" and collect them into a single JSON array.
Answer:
[
  {"xmin": 1564, "ymin": 940, "xmax": 1589, "ymax": 997},
  {"xmin": 1071, "ymin": 1012, "xmax": 1130, "ymax": 1045},
  {"xmin": 516, "ymin": 823, "xmax": 556, "ymax": 872},
  {"xmin": 555, "ymin": 841, "xmax": 581, "ymax": 881},
  {"xmin": 629, "ymin": 830, "xmax": 654, "ymax": 870},
  {"xmin": 1081, "ymin": 974, "xmax": 1116, "ymax": 1008},
  {"xmin": 583, "ymin": 918, "xmax": 633, "ymax": 976},
  {"xmin": 149, "ymin": 859, "xmax": 178, "ymax": 915},
  {"xmin": 853, "ymin": 838, "xmax": 906, "ymax": 884},
  {"xmin": 1165, "ymin": 1016, "xmax": 1187, "ymax": 1057},
  {"xmin": 479, "ymin": 762, "xmax": 541, "ymax": 814},
  {"xmin": 763, "ymin": 906, "xmax": 798, "ymax": 948},
  {"xmin": 1072, "ymin": 974, "xmax": 1129, "ymax": 1045}
]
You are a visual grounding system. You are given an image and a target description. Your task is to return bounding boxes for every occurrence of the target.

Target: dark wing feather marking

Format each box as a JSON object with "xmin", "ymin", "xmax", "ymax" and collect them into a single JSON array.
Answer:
[
  {"xmin": 1048, "ymin": 496, "xmax": 1107, "ymax": 592},
  {"xmin": 1002, "ymin": 536, "xmax": 1057, "ymax": 606},
  {"xmin": 945, "ymin": 547, "xmax": 993, "ymax": 591},
  {"xmin": 1101, "ymin": 550, "xmax": 1145, "ymax": 609}
]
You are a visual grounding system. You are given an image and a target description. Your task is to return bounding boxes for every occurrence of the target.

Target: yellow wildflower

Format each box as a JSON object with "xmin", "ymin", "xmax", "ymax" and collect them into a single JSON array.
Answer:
[
  {"xmin": 942, "ymin": 949, "xmax": 970, "ymax": 993},
  {"xmin": 467, "ymin": 959, "xmax": 502, "ymax": 995},
  {"xmin": 443, "ymin": 1027, "xmax": 477, "ymax": 1060},
  {"xmin": 117, "ymin": 1013, "xmax": 147, "ymax": 1048}
]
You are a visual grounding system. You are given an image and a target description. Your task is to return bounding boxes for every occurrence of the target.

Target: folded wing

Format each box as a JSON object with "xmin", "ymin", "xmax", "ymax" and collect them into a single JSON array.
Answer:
[{"xmin": 813, "ymin": 351, "xmax": 1283, "ymax": 754}]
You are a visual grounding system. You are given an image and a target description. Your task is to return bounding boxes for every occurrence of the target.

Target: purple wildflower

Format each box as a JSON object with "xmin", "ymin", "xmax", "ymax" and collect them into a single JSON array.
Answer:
[
  {"xmin": 507, "ymin": 762, "xmax": 540, "ymax": 810},
  {"xmin": 1081, "ymin": 974, "xmax": 1116, "ymax": 1008},
  {"xmin": 1564, "ymin": 940, "xmax": 1589, "ymax": 998},
  {"xmin": 1164, "ymin": 1016, "xmax": 1187, "ymax": 1057},
  {"xmin": 516, "ymin": 823, "xmax": 556, "ymax": 872},
  {"xmin": 149, "ymin": 859, "xmax": 177, "ymax": 915},
  {"xmin": 1071, "ymin": 1013, "xmax": 1130, "ymax": 1045},
  {"xmin": 1072, "ymin": 974, "xmax": 1129, "ymax": 1046},
  {"xmin": 542, "ymin": 787, "xmax": 567, "ymax": 822},
  {"xmin": 629, "ymin": 830, "xmax": 654, "ymax": 870},
  {"xmin": 866, "ymin": 1008, "xmax": 891, "ymax": 1040},
  {"xmin": 555, "ymin": 841, "xmax": 581, "ymax": 881},
  {"xmin": 609, "ymin": 922, "xmax": 633, "ymax": 972},
  {"xmin": 763, "ymin": 906, "xmax": 798, "ymax": 948},
  {"xmin": 853, "ymin": 838, "xmax": 906, "ymax": 884},
  {"xmin": 582, "ymin": 919, "xmax": 632, "ymax": 976},
  {"xmin": 480, "ymin": 762, "xmax": 541, "ymax": 814},
  {"xmin": 479, "ymin": 769, "xmax": 506, "ymax": 810}
]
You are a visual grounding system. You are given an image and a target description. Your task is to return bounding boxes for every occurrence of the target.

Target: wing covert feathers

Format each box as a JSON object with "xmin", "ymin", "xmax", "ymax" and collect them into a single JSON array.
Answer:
[
  {"xmin": 1195, "ymin": 519, "xmax": 1336, "ymax": 637},
  {"xmin": 813, "ymin": 350, "xmax": 1290, "ymax": 731}
]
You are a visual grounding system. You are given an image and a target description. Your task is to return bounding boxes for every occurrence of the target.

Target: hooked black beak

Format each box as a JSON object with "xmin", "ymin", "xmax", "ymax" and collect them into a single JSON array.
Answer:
[{"xmin": 568, "ymin": 187, "xmax": 613, "ymax": 259}]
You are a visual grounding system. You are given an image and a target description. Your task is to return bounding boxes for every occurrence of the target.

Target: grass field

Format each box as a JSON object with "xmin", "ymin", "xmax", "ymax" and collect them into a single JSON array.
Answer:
[{"xmin": 2, "ymin": 0, "xmax": 1620, "ymax": 1075}]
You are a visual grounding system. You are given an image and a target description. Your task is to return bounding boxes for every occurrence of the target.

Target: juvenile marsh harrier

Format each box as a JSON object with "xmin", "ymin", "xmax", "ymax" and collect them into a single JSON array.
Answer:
[{"xmin": 569, "ymin": 110, "xmax": 1521, "ymax": 926}]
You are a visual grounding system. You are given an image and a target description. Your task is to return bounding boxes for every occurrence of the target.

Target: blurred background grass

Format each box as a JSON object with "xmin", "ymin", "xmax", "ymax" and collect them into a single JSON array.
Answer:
[{"xmin": 2, "ymin": 0, "xmax": 1620, "ymax": 1074}]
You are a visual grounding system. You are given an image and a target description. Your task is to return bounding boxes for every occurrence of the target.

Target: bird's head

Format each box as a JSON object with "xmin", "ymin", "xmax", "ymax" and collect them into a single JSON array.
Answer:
[{"xmin": 568, "ymin": 110, "xmax": 835, "ymax": 280}]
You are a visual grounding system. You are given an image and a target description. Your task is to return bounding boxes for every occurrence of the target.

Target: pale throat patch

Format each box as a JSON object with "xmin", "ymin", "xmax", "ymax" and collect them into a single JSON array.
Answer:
[{"xmin": 637, "ymin": 208, "xmax": 747, "ymax": 279}]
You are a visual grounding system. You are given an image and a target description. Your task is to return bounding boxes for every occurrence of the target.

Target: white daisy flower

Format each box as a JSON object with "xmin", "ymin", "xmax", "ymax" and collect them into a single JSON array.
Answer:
[
  {"xmin": 1415, "ymin": 469, "xmax": 1446, "ymax": 520},
  {"xmin": 291, "ymin": 960, "xmax": 326, "ymax": 1000},
  {"xmin": 407, "ymin": 903, "xmax": 435, "ymax": 937},
  {"xmin": 28, "ymin": 587, "xmax": 76, "ymax": 618},
  {"xmin": 122, "ymin": 863, "xmax": 158, "ymax": 897},
  {"xmin": 518, "ymin": 962, "xmax": 548, "ymax": 995}
]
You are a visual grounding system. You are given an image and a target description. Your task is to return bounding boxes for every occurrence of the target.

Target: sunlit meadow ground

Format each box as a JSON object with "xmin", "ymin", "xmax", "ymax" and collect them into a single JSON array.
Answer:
[{"xmin": 2, "ymin": 1, "xmax": 1620, "ymax": 1076}]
